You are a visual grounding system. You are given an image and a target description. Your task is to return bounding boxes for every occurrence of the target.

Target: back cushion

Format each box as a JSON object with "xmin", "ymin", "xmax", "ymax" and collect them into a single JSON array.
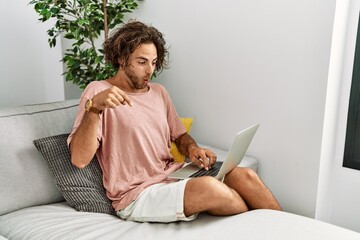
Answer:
[{"xmin": 0, "ymin": 99, "xmax": 79, "ymax": 215}]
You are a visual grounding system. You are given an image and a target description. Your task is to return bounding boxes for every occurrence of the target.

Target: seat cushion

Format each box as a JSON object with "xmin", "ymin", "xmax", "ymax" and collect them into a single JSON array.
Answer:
[{"xmin": 0, "ymin": 203, "xmax": 359, "ymax": 240}]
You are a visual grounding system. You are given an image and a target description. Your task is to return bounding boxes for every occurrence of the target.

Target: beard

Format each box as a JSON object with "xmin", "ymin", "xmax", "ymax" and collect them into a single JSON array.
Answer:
[{"xmin": 124, "ymin": 67, "xmax": 150, "ymax": 90}]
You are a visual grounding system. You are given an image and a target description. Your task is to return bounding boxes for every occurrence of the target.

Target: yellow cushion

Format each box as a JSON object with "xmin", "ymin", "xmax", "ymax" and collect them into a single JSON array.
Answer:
[{"xmin": 170, "ymin": 118, "xmax": 193, "ymax": 163}]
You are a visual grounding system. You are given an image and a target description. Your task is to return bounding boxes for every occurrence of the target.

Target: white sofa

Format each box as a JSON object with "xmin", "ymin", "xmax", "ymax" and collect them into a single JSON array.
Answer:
[{"xmin": 0, "ymin": 99, "xmax": 359, "ymax": 240}]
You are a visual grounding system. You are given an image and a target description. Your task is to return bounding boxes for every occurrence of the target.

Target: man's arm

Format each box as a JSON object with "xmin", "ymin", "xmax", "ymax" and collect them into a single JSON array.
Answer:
[
  {"xmin": 70, "ymin": 86, "xmax": 132, "ymax": 168},
  {"xmin": 175, "ymin": 133, "xmax": 217, "ymax": 170},
  {"xmin": 70, "ymin": 111, "xmax": 100, "ymax": 168}
]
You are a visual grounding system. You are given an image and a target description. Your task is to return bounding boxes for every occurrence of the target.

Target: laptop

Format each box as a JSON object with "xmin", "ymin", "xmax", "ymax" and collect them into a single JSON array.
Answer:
[{"xmin": 169, "ymin": 123, "xmax": 260, "ymax": 180}]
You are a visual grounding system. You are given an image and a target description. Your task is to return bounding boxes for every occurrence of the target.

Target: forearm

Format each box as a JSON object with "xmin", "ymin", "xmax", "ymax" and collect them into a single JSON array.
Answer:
[
  {"xmin": 175, "ymin": 132, "xmax": 217, "ymax": 170},
  {"xmin": 175, "ymin": 133, "xmax": 198, "ymax": 157},
  {"xmin": 70, "ymin": 112, "xmax": 100, "ymax": 168}
]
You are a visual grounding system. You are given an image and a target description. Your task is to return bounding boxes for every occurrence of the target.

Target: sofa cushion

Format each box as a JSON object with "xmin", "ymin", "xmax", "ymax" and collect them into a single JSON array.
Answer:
[
  {"xmin": 0, "ymin": 99, "xmax": 79, "ymax": 215},
  {"xmin": 33, "ymin": 133, "xmax": 114, "ymax": 215},
  {"xmin": 1, "ymin": 203, "xmax": 360, "ymax": 240}
]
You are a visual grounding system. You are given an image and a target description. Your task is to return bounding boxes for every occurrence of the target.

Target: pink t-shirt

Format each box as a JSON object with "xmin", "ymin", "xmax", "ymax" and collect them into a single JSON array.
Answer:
[{"xmin": 68, "ymin": 81, "xmax": 186, "ymax": 211}]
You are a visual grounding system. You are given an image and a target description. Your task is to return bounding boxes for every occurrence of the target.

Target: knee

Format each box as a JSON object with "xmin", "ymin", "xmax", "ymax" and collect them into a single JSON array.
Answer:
[
  {"xmin": 199, "ymin": 176, "xmax": 249, "ymax": 213},
  {"xmin": 240, "ymin": 167, "xmax": 259, "ymax": 180},
  {"xmin": 195, "ymin": 176, "xmax": 233, "ymax": 199},
  {"xmin": 198, "ymin": 176, "xmax": 223, "ymax": 191},
  {"xmin": 210, "ymin": 177, "xmax": 240, "ymax": 202},
  {"xmin": 226, "ymin": 167, "xmax": 260, "ymax": 184},
  {"xmin": 184, "ymin": 176, "xmax": 248, "ymax": 215}
]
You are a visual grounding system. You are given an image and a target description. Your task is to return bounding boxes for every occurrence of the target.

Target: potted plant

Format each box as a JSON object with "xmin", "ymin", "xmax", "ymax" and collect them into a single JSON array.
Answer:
[{"xmin": 29, "ymin": 0, "xmax": 140, "ymax": 89}]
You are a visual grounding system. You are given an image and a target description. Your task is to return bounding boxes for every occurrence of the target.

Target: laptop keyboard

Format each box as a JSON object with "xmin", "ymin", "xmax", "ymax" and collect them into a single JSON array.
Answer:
[{"xmin": 189, "ymin": 161, "xmax": 223, "ymax": 178}]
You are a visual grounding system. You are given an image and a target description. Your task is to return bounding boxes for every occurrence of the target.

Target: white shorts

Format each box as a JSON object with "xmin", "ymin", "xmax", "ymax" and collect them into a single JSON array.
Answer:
[{"xmin": 116, "ymin": 179, "xmax": 197, "ymax": 223}]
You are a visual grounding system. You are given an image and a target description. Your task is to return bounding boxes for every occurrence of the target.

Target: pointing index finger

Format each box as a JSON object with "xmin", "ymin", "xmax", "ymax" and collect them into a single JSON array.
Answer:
[{"xmin": 122, "ymin": 94, "xmax": 133, "ymax": 106}]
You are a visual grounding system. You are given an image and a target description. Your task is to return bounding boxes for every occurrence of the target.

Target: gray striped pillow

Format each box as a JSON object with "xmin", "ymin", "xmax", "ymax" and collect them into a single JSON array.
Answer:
[{"xmin": 33, "ymin": 134, "xmax": 114, "ymax": 215}]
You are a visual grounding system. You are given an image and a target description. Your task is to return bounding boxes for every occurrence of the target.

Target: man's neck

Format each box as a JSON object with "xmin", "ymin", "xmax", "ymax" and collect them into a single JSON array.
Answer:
[{"xmin": 107, "ymin": 73, "xmax": 148, "ymax": 93}]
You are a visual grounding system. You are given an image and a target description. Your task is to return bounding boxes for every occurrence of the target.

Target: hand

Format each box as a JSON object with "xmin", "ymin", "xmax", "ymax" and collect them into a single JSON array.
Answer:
[
  {"xmin": 189, "ymin": 146, "xmax": 217, "ymax": 170},
  {"xmin": 92, "ymin": 86, "xmax": 132, "ymax": 110}
]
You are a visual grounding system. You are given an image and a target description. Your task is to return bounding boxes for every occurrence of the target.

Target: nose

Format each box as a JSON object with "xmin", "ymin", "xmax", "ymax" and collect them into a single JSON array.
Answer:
[{"xmin": 145, "ymin": 63, "xmax": 155, "ymax": 75}]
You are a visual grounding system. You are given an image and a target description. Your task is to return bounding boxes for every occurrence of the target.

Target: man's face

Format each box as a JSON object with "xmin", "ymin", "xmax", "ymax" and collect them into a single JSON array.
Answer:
[{"xmin": 123, "ymin": 43, "xmax": 157, "ymax": 91}]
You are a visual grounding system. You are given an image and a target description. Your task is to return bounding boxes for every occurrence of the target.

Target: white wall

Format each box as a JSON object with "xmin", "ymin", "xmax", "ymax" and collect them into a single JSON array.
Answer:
[
  {"xmin": 0, "ymin": 1, "xmax": 64, "ymax": 108},
  {"xmin": 316, "ymin": 0, "xmax": 360, "ymax": 232},
  {"xmin": 129, "ymin": 0, "xmax": 336, "ymax": 218}
]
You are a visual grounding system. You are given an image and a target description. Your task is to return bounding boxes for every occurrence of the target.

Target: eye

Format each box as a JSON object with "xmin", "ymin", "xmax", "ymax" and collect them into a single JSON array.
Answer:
[{"xmin": 138, "ymin": 61, "xmax": 146, "ymax": 65}]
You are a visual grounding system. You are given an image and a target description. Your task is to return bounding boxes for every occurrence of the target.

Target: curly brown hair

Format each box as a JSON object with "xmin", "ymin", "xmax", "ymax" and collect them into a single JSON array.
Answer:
[{"xmin": 103, "ymin": 20, "xmax": 168, "ymax": 72}]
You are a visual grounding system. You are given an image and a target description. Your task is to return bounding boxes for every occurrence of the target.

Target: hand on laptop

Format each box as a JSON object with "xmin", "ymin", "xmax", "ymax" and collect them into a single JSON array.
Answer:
[{"xmin": 188, "ymin": 147, "xmax": 217, "ymax": 170}]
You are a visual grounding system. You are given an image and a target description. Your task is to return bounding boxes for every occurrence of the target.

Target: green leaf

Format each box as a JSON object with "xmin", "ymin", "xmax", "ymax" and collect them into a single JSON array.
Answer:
[
  {"xmin": 48, "ymin": 38, "xmax": 56, "ymax": 48},
  {"xmin": 78, "ymin": 19, "xmax": 90, "ymax": 26},
  {"xmin": 29, "ymin": 0, "xmax": 141, "ymax": 88},
  {"xmin": 50, "ymin": 7, "xmax": 60, "ymax": 14},
  {"xmin": 64, "ymin": 33, "xmax": 75, "ymax": 39}
]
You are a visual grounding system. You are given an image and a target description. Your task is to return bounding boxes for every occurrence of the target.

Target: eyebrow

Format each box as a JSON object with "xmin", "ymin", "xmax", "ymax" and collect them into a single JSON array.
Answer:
[{"xmin": 136, "ymin": 57, "xmax": 157, "ymax": 62}]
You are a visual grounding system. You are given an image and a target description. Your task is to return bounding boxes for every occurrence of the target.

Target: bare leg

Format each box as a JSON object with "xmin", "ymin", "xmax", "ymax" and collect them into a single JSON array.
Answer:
[
  {"xmin": 184, "ymin": 176, "xmax": 249, "ymax": 216},
  {"xmin": 183, "ymin": 168, "xmax": 281, "ymax": 217},
  {"xmin": 223, "ymin": 167, "xmax": 282, "ymax": 210}
]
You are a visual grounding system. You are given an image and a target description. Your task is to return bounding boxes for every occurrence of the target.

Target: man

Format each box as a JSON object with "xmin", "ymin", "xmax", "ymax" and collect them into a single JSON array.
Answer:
[{"xmin": 68, "ymin": 20, "xmax": 281, "ymax": 223}]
